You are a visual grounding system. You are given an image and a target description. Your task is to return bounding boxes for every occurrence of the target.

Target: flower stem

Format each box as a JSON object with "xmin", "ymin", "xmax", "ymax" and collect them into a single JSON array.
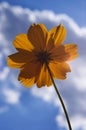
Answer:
[{"xmin": 46, "ymin": 63, "xmax": 72, "ymax": 130}]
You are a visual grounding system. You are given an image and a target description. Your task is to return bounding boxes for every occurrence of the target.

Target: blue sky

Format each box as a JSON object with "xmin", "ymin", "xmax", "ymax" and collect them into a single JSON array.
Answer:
[{"xmin": 0, "ymin": 1, "xmax": 86, "ymax": 130}]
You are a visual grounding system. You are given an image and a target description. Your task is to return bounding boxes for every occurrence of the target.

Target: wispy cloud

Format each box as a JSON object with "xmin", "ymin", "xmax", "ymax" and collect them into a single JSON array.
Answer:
[{"xmin": 0, "ymin": 67, "xmax": 9, "ymax": 80}]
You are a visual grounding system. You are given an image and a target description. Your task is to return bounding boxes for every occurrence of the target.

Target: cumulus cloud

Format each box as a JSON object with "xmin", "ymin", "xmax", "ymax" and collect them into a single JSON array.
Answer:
[
  {"xmin": 2, "ymin": 88, "xmax": 21, "ymax": 104},
  {"xmin": 31, "ymin": 85, "xmax": 59, "ymax": 106},
  {"xmin": 0, "ymin": 2, "xmax": 86, "ymax": 130}
]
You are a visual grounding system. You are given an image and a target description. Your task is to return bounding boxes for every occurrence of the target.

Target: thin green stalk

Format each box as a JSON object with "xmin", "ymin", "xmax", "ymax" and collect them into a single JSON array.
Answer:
[{"xmin": 46, "ymin": 63, "xmax": 72, "ymax": 130}]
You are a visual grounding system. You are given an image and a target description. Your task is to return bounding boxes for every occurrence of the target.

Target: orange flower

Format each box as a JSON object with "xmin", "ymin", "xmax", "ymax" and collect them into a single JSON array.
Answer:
[{"xmin": 7, "ymin": 24, "xmax": 78, "ymax": 88}]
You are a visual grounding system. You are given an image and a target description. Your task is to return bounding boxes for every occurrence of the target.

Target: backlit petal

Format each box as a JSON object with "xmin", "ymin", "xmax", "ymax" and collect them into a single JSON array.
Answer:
[
  {"xmin": 50, "ymin": 44, "xmax": 78, "ymax": 62},
  {"xmin": 48, "ymin": 24, "xmax": 66, "ymax": 47},
  {"xmin": 7, "ymin": 51, "xmax": 36, "ymax": 68},
  {"xmin": 50, "ymin": 45, "xmax": 70, "ymax": 62},
  {"xmin": 27, "ymin": 23, "xmax": 48, "ymax": 51},
  {"xmin": 18, "ymin": 62, "xmax": 42, "ymax": 87},
  {"xmin": 49, "ymin": 62, "xmax": 71, "ymax": 80},
  {"xmin": 7, "ymin": 52, "xmax": 26, "ymax": 68},
  {"xmin": 64, "ymin": 44, "xmax": 78, "ymax": 61},
  {"xmin": 46, "ymin": 34, "xmax": 55, "ymax": 52},
  {"xmin": 19, "ymin": 62, "xmax": 41, "ymax": 79},
  {"xmin": 13, "ymin": 34, "xmax": 34, "ymax": 51},
  {"xmin": 37, "ymin": 64, "xmax": 52, "ymax": 88},
  {"xmin": 18, "ymin": 76, "xmax": 35, "ymax": 88}
]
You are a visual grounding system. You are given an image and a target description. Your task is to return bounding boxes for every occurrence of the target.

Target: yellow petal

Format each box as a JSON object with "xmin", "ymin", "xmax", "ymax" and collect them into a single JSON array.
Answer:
[
  {"xmin": 50, "ymin": 44, "xmax": 78, "ymax": 62},
  {"xmin": 18, "ymin": 76, "xmax": 35, "ymax": 88},
  {"xmin": 64, "ymin": 44, "xmax": 78, "ymax": 61},
  {"xmin": 7, "ymin": 51, "xmax": 36, "ymax": 68},
  {"xmin": 7, "ymin": 52, "xmax": 26, "ymax": 68},
  {"xmin": 19, "ymin": 62, "xmax": 41, "ymax": 79},
  {"xmin": 13, "ymin": 34, "xmax": 34, "ymax": 51},
  {"xmin": 18, "ymin": 62, "xmax": 42, "ymax": 87},
  {"xmin": 49, "ymin": 62, "xmax": 71, "ymax": 80},
  {"xmin": 37, "ymin": 64, "xmax": 52, "ymax": 88},
  {"xmin": 27, "ymin": 23, "xmax": 48, "ymax": 51},
  {"xmin": 50, "ymin": 45, "xmax": 70, "ymax": 62},
  {"xmin": 46, "ymin": 34, "xmax": 55, "ymax": 52},
  {"xmin": 48, "ymin": 24, "xmax": 66, "ymax": 47}
]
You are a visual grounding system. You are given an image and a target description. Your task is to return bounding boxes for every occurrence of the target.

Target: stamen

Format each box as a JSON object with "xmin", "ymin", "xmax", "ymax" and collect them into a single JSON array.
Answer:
[{"xmin": 36, "ymin": 51, "xmax": 51, "ymax": 64}]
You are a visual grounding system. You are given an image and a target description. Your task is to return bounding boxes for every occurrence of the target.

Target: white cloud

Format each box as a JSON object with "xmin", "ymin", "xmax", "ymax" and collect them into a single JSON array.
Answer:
[
  {"xmin": 0, "ymin": 67, "xmax": 9, "ymax": 80},
  {"xmin": 31, "ymin": 85, "xmax": 60, "ymax": 106},
  {"xmin": 2, "ymin": 88, "xmax": 21, "ymax": 104},
  {"xmin": 70, "ymin": 58, "xmax": 86, "ymax": 91},
  {"xmin": 71, "ymin": 115, "xmax": 86, "ymax": 130},
  {"xmin": 56, "ymin": 114, "xmax": 86, "ymax": 130},
  {"xmin": 0, "ymin": 2, "xmax": 86, "ymax": 130}
]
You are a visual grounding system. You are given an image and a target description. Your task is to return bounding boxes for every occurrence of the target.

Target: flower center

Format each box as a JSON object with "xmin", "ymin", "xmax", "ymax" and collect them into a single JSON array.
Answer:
[{"xmin": 36, "ymin": 51, "xmax": 51, "ymax": 64}]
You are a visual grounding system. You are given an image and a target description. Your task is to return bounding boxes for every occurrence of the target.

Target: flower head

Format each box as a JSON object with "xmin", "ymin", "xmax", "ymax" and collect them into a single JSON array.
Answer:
[{"xmin": 7, "ymin": 23, "xmax": 78, "ymax": 88}]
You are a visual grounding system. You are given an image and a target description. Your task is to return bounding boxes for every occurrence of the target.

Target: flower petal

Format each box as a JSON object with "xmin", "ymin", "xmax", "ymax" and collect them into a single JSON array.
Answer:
[
  {"xmin": 49, "ymin": 62, "xmax": 71, "ymax": 80},
  {"xmin": 18, "ymin": 62, "xmax": 41, "ymax": 79},
  {"xmin": 18, "ymin": 62, "xmax": 42, "ymax": 87},
  {"xmin": 18, "ymin": 76, "xmax": 35, "ymax": 88},
  {"xmin": 46, "ymin": 34, "xmax": 55, "ymax": 52},
  {"xmin": 13, "ymin": 34, "xmax": 34, "ymax": 51},
  {"xmin": 27, "ymin": 23, "xmax": 48, "ymax": 51},
  {"xmin": 64, "ymin": 44, "xmax": 78, "ymax": 61},
  {"xmin": 37, "ymin": 64, "xmax": 52, "ymax": 88},
  {"xmin": 48, "ymin": 24, "xmax": 66, "ymax": 47},
  {"xmin": 7, "ymin": 52, "xmax": 26, "ymax": 68},
  {"xmin": 7, "ymin": 51, "xmax": 36, "ymax": 68},
  {"xmin": 50, "ymin": 44, "xmax": 78, "ymax": 62},
  {"xmin": 50, "ymin": 45, "xmax": 70, "ymax": 62}
]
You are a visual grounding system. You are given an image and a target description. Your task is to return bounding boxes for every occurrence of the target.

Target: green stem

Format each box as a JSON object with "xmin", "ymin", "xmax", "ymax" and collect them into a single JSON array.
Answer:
[{"xmin": 46, "ymin": 63, "xmax": 72, "ymax": 130}]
